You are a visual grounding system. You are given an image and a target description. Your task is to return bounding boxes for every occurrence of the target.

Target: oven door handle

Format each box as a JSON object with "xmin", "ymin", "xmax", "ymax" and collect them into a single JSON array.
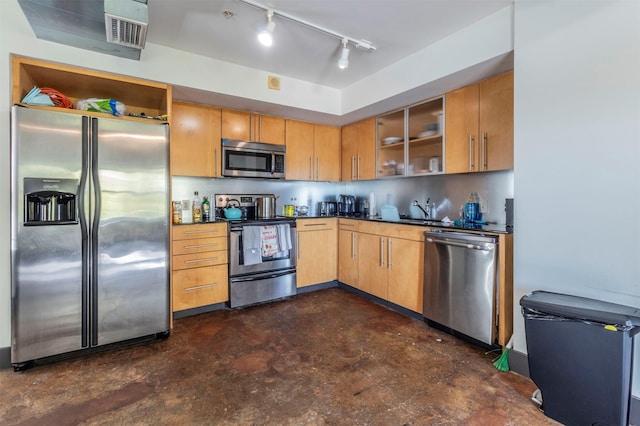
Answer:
[{"xmin": 232, "ymin": 269, "xmax": 295, "ymax": 282}]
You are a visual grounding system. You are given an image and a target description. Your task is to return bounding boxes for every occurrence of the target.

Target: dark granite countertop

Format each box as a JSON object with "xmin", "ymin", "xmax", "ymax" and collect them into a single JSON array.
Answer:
[{"xmin": 296, "ymin": 215, "xmax": 513, "ymax": 234}]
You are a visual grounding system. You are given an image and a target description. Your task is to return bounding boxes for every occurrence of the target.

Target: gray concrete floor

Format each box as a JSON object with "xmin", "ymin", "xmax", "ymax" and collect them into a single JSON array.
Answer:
[{"xmin": 0, "ymin": 288, "xmax": 558, "ymax": 425}]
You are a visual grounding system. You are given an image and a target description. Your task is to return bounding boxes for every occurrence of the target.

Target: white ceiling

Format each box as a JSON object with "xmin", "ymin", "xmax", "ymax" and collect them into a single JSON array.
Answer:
[{"xmin": 147, "ymin": 0, "xmax": 513, "ymax": 90}]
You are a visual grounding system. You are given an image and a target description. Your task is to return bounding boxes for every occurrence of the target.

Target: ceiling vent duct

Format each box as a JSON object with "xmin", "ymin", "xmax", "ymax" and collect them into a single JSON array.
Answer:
[{"xmin": 104, "ymin": 0, "xmax": 148, "ymax": 49}]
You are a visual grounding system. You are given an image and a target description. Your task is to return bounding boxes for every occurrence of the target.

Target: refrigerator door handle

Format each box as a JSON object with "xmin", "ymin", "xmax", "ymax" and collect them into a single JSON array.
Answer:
[
  {"xmin": 79, "ymin": 116, "xmax": 91, "ymax": 349},
  {"xmin": 90, "ymin": 117, "xmax": 101, "ymax": 346}
]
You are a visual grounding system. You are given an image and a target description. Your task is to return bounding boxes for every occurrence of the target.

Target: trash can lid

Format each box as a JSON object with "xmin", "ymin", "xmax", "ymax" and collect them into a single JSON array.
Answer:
[{"xmin": 520, "ymin": 290, "xmax": 640, "ymax": 329}]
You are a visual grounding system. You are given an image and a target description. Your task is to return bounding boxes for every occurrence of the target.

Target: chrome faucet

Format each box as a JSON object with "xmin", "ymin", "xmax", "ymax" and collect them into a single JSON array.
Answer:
[{"xmin": 412, "ymin": 199, "xmax": 430, "ymax": 219}]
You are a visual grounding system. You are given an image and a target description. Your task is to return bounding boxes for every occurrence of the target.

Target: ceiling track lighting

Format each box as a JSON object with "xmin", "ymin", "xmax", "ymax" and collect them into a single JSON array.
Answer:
[
  {"xmin": 257, "ymin": 9, "xmax": 275, "ymax": 47},
  {"xmin": 236, "ymin": 0, "xmax": 376, "ymax": 68},
  {"xmin": 338, "ymin": 38, "xmax": 350, "ymax": 69}
]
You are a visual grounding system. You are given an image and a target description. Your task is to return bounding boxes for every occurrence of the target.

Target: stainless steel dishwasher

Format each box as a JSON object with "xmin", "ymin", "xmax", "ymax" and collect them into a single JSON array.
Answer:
[{"xmin": 423, "ymin": 230, "xmax": 499, "ymax": 346}]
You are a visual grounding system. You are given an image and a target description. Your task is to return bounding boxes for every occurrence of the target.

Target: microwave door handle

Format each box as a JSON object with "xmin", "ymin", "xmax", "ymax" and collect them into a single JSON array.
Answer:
[{"xmin": 271, "ymin": 153, "xmax": 275, "ymax": 174}]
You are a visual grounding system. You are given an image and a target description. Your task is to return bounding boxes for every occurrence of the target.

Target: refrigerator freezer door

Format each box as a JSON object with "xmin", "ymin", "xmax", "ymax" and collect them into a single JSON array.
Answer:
[
  {"xmin": 11, "ymin": 106, "xmax": 86, "ymax": 363},
  {"xmin": 92, "ymin": 117, "xmax": 169, "ymax": 346}
]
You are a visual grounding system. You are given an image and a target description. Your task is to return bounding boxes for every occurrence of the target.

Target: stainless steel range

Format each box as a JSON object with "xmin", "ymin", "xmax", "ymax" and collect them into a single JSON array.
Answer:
[{"xmin": 215, "ymin": 194, "xmax": 297, "ymax": 308}]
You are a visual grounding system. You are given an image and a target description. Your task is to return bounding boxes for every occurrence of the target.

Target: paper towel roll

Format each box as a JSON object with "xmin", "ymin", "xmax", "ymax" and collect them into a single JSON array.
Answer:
[{"xmin": 369, "ymin": 192, "xmax": 376, "ymax": 217}]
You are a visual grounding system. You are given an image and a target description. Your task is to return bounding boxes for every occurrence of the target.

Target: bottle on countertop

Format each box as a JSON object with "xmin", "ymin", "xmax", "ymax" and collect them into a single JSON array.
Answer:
[
  {"xmin": 192, "ymin": 191, "xmax": 201, "ymax": 223},
  {"xmin": 202, "ymin": 196, "xmax": 210, "ymax": 222}
]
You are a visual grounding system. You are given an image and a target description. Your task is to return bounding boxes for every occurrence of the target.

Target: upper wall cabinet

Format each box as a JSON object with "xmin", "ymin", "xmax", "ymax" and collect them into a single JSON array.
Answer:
[
  {"xmin": 252, "ymin": 114, "xmax": 285, "ymax": 145},
  {"xmin": 341, "ymin": 117, "xmax": 376, "ymax": 181},
  {"xmin": 377, "ymin": 97, "xmax": 444, "ymax": 178},
  {"xmin": 221, "ymin": 109, "xmax": 285, "ymax": 145},
  {"xmin": 285, "ymin": 119, "xmax": 340, "ymax": 181},
  {"xmin": 12, "ymin": 55, "xmax": 171, "ymax": 122},
  {"xmin": 445, "ymin": 71, "xmax": 514, "ymax": 173},
  {"xmin": 171, "ymin": 101, "xmax": 222, "ymax": 177}
]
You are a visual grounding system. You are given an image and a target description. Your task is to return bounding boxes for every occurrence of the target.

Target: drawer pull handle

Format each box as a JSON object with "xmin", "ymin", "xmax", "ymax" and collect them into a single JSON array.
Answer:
[
  {"xmin": 185, "ymin": 283, "xmax": 219, "ymax": 291},
  {"xmin": 304, "ymin": 223, "xmax": 327, "ymax": 227},
  {"xmin": 183, "ymin": 229, "xmax": 220, "ymax": 235},
  {"xmin": 184, "ymin": 243, "xmax": 219, "ymax": 249},
  {"xmin": 185, "ymin": 257, "xmax": 219, "ymax": 264}
]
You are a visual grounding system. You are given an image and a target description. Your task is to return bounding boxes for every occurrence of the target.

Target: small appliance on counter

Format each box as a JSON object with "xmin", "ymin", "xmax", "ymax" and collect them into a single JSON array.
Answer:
[
  {"xmin": 338, "ymin": 194, "xmax": 356, "ymax": 216},
  {"xmin": 318, "ymin": 201, "xmax": 337, "ymax": 216}
]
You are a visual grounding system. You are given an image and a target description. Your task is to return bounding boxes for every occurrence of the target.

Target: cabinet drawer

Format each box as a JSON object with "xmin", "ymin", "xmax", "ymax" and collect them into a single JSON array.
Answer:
[
  {"xmin": 172, "ymin": 264, "xmax": 228, "ymax": 311},
  {"xmin": 357, "ymin": 221, "xmax": 379, "ymax": 235},
  {"xmin": 380, "ymin": 223, "xmax": 428, "ymax": 241},
  {"xmin": 172, "ymin": 223, "xmax": 227, "ymax": 241},
  {"xmin": 297, "ymin": 217, "xmax": 337, "ymax": 231},
  {"xmin": 338, "ymin": 219, "xmax": 359, "ymax": 231},
  {"xmin": 172, "ymin": 250, "xmax": 228, "ymax": 270},
  {"xmin": 172, "ymin": 236, "xmax": 227, "ymax": 256}
]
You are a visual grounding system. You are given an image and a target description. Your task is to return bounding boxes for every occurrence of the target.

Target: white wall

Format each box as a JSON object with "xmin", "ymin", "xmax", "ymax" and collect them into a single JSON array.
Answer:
[{"xmin": 513, "ymin": 0, "xmax": 640, "ymax": 396}]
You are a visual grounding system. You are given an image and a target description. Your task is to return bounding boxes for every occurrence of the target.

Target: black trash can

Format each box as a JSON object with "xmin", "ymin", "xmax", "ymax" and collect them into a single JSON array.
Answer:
[{"xmin": 521, "ymin": 290, "xmax": 640, "ymax": 426}]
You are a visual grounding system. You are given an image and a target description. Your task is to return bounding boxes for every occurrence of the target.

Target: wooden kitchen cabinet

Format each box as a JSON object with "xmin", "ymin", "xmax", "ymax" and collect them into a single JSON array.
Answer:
[
  {"xmin": 285, "ymin": 120, "xmax": 340, "ymax": 181},
  {"xmin": 337, "ymin": 219, "xmax": 359, "ymax": 288},
  {"xmin": 221, "ymin": 109, "xmax": 285, "ymax": 144},
  {"xmin": 354, "ymin": 222, "xmax": 425, "ymax": 313},
  {"xmin": 296, "ymin": 218, "xmax": 337, "ymax": 288},
  {"xmin": 221, "ymin": 109, "xmax": 251, "ymax": 141},
  {"xmin": 340, "ymin": 117, "xmax": 376, "ymax": 181},
  {"xmin": 445, "ymin": 71, "xmax": 513, "ymax": 173},
  {"xmin": 11, "ymin": 55, "xmax": 171, "ymax": 122},
  {"xmin": 171, "ymin": 101, "xmax": 222, "ymax": 177},
  {"xmin": 171, "ymin": 222, "xmax": 229, "ymax": 312},
  {"xmin": 252, "ymin": 114, "xmax": 285, "ymax": 145}
]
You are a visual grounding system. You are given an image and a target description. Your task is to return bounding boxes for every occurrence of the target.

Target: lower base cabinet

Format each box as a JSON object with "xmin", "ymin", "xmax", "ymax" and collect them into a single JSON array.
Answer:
[
  {"xmin": 172, "ymin": 222, "xmax": 229, "ymax": 312},
  {"xmin": 341, "ymin": 221, "xmax": 425, "ymax": 314},
  {"xmin": 296, "ymin": 218, "xmax": 337, "ymax": 288},
  {"xmin": 338, "ymin": 219, "xmax": 359, "ymax": 288},
  {"xmin": 172, "ymin": 265, "xmax": 228, "ymax": 311}
]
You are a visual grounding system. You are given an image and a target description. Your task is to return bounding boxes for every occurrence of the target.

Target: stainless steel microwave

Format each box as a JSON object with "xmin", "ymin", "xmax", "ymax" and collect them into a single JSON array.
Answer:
[{"xmin": 222, "ymin": 139, "xmax": 286, "ymax": 179}]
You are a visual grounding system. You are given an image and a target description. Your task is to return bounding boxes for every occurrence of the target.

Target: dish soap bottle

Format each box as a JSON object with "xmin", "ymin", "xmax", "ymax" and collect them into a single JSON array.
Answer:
[
  {"xmin": 201, "ymin": 196, "xmax": 210, "ymax": 222},
  {"xmin": 192, "ymin": 191, "xmax": 201, "ymax": 223}
]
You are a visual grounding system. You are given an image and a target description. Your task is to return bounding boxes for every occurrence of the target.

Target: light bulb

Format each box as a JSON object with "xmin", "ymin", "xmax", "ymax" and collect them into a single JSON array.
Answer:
[
  {"xmin": 258, "ymin": 12, "xmax": 275, "ymax": 47},
  {"xmin": 338, "ymin": 45, "xmax": 350, "ymax": 69}
]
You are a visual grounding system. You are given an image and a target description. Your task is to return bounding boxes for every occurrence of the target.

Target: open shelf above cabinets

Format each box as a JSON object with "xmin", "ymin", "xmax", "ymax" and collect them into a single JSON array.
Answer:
[{"xmin": 12, "ymin": 55, "xmax": 172, "ymax": 122}]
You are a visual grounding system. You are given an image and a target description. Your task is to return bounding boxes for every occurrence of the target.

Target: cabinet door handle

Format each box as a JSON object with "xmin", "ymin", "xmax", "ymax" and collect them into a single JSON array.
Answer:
[
  {"xmin": 297, "ymin": 234, "xmax": 301, "ymax": 260},
  {"xmin": 309, "ymin": 156, "xmax": 313, "ymax": 180},
  {"xmin": 388, "ymin": 239, "xmax": 392, "ymax": 270},
  {"xmin": 357, "ymin": 155, "xmax": 361, "ymax": 180},
  {"xmin": 185, "ymin": 282, "xmax": 219, "ymax": 291},
  {"xmin": 185, "ymin": 257, "xmax": 219, "ymax": 264},
  {"xmin": 351, "ymin": 232, "xmax": 356, "ymax": 259},
  {"xmin": 351, "ymin": 155, "xmax": 356, "ymax": 181},
  {"xmin": 380, "ymin": 237, "xmax": 385, "ymax": 267},
  {"xmin": 215, "ymin": 148, "xmax": 219, "ymax": 176},
  {"xmin": 481, "ymin": 132, "xmax": 487, "ymax": 170},
  {"xmin": 184, "ymin": 243, "xmax": 219, "ymax": 249},
  {"xmin": 316, "ymin": 156, "xmax": 320, "ymax": 180},
  {"xmin": 184, "ymin": 229, "xmax": 219, "ymax": 235},
  {"xmin": 469, "ymin": 133, "xmax": 475, "ymax": 171}
]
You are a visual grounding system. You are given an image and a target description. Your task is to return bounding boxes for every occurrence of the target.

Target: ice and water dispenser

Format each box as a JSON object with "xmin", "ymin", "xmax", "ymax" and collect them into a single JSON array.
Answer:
[{"xmin": 24, "ymin": 178, "xmax": 78, "ymax": 225}]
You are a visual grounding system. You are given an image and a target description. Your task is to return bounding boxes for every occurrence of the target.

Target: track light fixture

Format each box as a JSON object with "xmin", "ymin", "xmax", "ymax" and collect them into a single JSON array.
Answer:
[
  {"xmin": 338, "ymin": 38, "xmax": 350, "ymax": 69},
  {"xmin": 258, "ymin": 10, "xmax": 275, "ymax": 46},
  {"xmin": 237, "ymin": 0, "xmax": 376, "ymax": 68}
]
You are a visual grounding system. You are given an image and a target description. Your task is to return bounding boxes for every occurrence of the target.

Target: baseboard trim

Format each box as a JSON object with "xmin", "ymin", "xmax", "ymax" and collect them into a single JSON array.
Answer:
[
  {"xmin": 0, "ymin": 346, "xmax": 11, "ymax": 369},
  {"xmin": 509, "ymin": 349, "xmax": 640, "ymax": 425}
]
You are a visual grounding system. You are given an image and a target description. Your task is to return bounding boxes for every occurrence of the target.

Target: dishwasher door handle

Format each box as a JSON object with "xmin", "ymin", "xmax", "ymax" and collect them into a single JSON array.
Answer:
[{"xmin": 426, "ymin": 237, "xmax": 494, "ymax": 251}]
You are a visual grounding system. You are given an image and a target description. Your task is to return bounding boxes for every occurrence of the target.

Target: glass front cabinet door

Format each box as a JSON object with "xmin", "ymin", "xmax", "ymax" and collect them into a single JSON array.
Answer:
[{"xmin": 376, "ymin": 96, "xmax": 444, "ymax": 178}]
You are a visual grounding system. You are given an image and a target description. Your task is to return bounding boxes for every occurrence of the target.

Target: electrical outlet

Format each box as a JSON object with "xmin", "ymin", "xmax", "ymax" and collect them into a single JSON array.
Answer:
[{"xmin": 480, "ymin": 200, "xmax": 488, "ymax": 214}]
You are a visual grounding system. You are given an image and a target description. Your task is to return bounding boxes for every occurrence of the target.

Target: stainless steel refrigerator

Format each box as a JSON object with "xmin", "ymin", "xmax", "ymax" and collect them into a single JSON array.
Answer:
[{"xmin": 10, "ymin": 105, "xmax": 170, "ymax": 370}]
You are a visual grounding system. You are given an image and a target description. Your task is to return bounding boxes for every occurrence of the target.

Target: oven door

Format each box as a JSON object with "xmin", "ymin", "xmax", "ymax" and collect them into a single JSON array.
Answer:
[{"xmin": 229, "ymin": 223, "xmax": 296, "ymax": 277}]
